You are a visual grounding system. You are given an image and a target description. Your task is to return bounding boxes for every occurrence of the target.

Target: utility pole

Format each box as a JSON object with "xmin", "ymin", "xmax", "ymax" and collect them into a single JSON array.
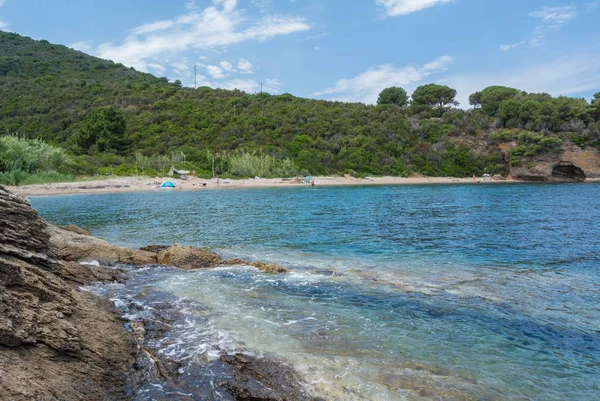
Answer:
[
  {"xmin": 194, "ymin": 65, "xmax": 197, "ymax": 89},
  {"xmin": 260, "ymin": 82, "xmax": 263, "ymax": 93}
]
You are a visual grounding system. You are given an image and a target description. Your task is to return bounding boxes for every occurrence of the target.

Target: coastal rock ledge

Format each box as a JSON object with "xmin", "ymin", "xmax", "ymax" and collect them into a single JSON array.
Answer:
[{"xmin": 0, "ymin": 186, "xmax": 315, "ymax": 400}]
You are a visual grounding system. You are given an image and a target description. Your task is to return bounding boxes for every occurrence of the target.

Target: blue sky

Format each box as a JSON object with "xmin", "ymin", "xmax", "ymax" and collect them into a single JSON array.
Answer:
[{"xmin": 1, "ymin": 0, "xmax": 599, "ymax": 106}]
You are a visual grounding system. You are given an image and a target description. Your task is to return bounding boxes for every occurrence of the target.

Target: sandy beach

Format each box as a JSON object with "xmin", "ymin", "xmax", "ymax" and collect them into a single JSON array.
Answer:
[{"xmin": 9, "ymin": 175, "xmax": 519, "ymax": 197}]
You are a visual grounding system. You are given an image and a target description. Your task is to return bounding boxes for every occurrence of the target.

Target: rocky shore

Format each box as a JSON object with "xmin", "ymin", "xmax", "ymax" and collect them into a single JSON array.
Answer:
[{"xmin": 0, "ymin": 185, "xmax": 319, "ymax": 400}]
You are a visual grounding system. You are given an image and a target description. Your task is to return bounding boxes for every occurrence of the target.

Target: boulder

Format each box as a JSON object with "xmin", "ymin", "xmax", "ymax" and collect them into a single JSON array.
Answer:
[
  {"xmin": 222, "ymin": 258, "xmax": 289, "ymax": 274},
  {"xmin": 47, "ymin": 224, "xmax": 157, "ymax": 265},
  {"xmin": 252, "ymin": 261, "xmax": 289, "ymax": 274},
  {"xmin": 156, "ymin": 243, "xmax": 223, "ymax": 269}
]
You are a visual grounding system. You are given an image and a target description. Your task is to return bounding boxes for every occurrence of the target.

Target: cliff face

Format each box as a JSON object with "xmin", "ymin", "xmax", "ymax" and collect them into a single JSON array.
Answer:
[
  {"xmin": 0, "ymin": 186, "xmax": 139, "ymax": 400},
  {"xmin": 502, "ymin": 142, "xmax": 600, "ymax": 182}
]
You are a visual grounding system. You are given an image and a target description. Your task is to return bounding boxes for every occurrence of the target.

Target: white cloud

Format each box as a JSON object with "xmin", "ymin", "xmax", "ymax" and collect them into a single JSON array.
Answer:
[
  {"xmin": 529, "ymin": 5, "xmax": 577, "ymax": 29},
  {"xmin": 94, "ymin": 0, "xmax": 310, "ymax": 72},
  {"xmin": 0, "ymin": 1, "xmax": 8, "ymax": 30},
  {"xmin": 220, "ymin": 60, "xmax": 235, "ymax": 71},
  {"xmin": 220, "ymin": 78, "xmax": 260, "ymax": 92},
  {"xmin": 313, "ymin": 55, "xmax": 454, "ymax": 104},
  {"xmin": 186, "ymin": 0, "xmax": 199, "ymax": 11},
  {"xmin": 172, "ymin": 60, "xmax": 191, "ymax": 77},
  {"xmin": 500, "ymin": 5, "xmax": 578, "ymax": 52},
  {"xmin": 588, "ymin": 2, "xmax": 600, "ymax": 10},
  {"xmin": 303, "ymin": 32, "xmax": 328, "ymax": 41},
  {"xmin": 207, "ymin": 65, "xmax": 226, "ymax": 79},
  {"xmin": 243, "ymin": 15, "xmax": 310, "ymax": 40},
  {"xmin": 215, "ymin": 77, "xmax": 280, "ymax": 93},
  {"xmin": 263, "ymin": 78, "xmax": 281, "ymax": 93},
  {"xmin": 237, "ymin": 58, "xmax": 253, "ymax": 72},
  {"xmin": 148, "ymin": 63, "xmax": 166, "ymax": 74},
  {"xmin": 214, "ymin": 0, "xmax": 237, "ymax": 13},
  {"xmin": 443, "ymin": 53, "xmax": 600, "ymax": 107},
  {"xmin": 499, "ymin": 42, "xmax": 524, "ymax": 52},
  {"xmin": 376, "ymin": 0, "xmax": 454, "ymax": 17},
  {"xmin": 69, "ymin": 41, "xmax": 93, "ymax": 53}
]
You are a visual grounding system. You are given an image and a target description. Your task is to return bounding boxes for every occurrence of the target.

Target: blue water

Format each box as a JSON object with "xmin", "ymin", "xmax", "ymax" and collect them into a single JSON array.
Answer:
[{"xmin": 32, "ymin": 184, "xmax": 600, "ymax": 400}]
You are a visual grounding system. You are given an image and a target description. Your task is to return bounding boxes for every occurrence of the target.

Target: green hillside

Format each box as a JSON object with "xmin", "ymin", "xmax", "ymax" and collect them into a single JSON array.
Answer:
[{"xmin": 1, "ymin": 31, "xmax": 599, "ymax": 179}]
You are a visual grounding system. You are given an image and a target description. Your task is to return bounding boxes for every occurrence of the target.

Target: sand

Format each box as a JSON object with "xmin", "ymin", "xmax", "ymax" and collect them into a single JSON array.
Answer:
[{"xmin": 9, "ymin": 175, "xmax": 516, "ymax": 197}]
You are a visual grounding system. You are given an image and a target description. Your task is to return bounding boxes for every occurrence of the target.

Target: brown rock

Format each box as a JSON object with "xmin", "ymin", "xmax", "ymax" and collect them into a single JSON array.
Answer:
[
  {"xmin": 0, "ymin": 185, "xmax": 140, "ymax": 400},
  {"xmin": 0, "ymin": 186, "xmax": 60, "ymax": 271},
  {"xmin": 139, "ymin": 244, "xmax": 170, "ymax": 253},
  {"xmin": 251, "ymin": 261, "xmax": 289, "ymax": 274},
  {"xmin": 222, "ymin": 258, "xmax": 252, "ymax": 266},
  {"xmin": 156, "ymin": 243, "xmax": 223, "ymax": 269},
  {"xmin": 0, "ymin": 291, "xmax": 138, "ymax": 401},
  {"xmin": 47, "ymin": 224, "xmax": 157, "ymax": 265},
  {"xmin": 500, "ymin": 141, "xmax": 600, "ymax": 182},
  {"xmin": 57, "ymin": 261, "xmax": 125, "ymax": 286}
]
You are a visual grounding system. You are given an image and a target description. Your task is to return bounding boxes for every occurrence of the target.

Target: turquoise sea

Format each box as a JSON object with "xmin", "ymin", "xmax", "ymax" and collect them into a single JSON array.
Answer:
[{"xmin": 32, "ymin": 184, "xmax": 600, "ymax": 400}]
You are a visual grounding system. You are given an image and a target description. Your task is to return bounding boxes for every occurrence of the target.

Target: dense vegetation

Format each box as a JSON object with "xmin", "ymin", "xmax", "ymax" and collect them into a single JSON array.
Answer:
[
  {"xmin": 1, "ymin": 31, "xmax": 599, "ymax": 180},
  {"xmin": 0, "ymin": 136, "xmax": 73, "ymax": 185}
]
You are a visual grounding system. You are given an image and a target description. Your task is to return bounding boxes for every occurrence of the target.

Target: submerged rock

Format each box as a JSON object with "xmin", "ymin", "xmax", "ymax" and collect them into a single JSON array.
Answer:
[
  {"xmin": 219, "ymin": 353, "xmax": 324, "ymax": 401},
  {"xmin": 59, "ymin": 223, "xmax": 92, "ymax": 236},
  {"xmin": 120, "ymin": 289, "xmax": 321, "ymax": 401},
  {"xmin": 251, "ymin": 261, "xmax": 289, "ymax": 274}
]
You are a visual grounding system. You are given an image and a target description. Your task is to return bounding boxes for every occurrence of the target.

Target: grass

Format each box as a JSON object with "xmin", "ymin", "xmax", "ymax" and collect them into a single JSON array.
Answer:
[{"xmin": 0, "ymin": 170, "xmax": 75, "ymax": 186}]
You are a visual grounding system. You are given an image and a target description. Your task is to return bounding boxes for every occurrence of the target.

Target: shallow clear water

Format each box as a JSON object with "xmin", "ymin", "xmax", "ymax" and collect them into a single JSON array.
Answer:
[{"xmin": 32, "ymin": 184, "xmax": 600, "ymax": 400}]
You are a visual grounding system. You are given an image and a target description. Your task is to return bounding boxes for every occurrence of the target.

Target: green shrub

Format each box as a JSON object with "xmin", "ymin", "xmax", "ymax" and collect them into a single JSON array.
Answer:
[
  {"xmin": 0, "ymin": 135, "xmax": 70, "ymax": 173},
  {"xmin": 225, "ymin": 152, "xmax": 298, "ymax": 178}
]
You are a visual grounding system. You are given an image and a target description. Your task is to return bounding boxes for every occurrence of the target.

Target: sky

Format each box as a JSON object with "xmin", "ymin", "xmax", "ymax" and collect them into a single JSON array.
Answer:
[{"xmin": 1, "ymin": 0, "xmax": 600, "ymax": 107}]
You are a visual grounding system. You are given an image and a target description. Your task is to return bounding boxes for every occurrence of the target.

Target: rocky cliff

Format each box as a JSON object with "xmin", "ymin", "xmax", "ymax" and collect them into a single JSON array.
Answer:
[
  {"xmin": 0, "ymin": 186, "xmax": 140, "ymax": 400},
  {"xmin": 501, "ymin": 141, "xmax": 600, "ymax": 182}
]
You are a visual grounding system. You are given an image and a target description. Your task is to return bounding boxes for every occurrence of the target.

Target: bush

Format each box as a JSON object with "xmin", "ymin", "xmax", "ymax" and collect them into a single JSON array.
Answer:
[
  {"xmin": 225, "ymin": 152, "xmax": 299, "ymax": 178},
  {"xmin": 0, "ymin": 135, "xmax": 70, "ymax": 173}
]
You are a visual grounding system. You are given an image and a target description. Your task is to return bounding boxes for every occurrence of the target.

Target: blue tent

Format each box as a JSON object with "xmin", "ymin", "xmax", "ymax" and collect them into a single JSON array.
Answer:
[{"xmin": 160, "ymin": 180, "xmax": 176, "ymax": 188}]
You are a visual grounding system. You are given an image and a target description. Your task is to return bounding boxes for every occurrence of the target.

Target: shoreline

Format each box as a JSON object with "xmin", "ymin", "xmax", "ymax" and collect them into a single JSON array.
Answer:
[{"xmin": 9, "ymin": 175, "xmax": 524, "ymax": 197}]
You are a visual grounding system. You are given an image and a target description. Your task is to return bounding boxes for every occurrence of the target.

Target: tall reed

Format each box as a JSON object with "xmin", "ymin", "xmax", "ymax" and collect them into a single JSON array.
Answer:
[{"xmin": 225, "ymin": 152, "xmax": 298, "ymax": 178}]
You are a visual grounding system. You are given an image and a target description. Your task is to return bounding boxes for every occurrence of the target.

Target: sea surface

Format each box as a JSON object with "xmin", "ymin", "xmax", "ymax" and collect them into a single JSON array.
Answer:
[{"xmin": 31, "ymin": 183, "xmax": 600, "ymax": 400}]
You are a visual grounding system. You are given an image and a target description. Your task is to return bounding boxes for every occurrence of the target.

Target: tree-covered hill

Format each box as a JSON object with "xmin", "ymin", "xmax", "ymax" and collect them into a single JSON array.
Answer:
[{"xmin": 1, "ymin": 31, "xmax": 599, "ymax": 178}]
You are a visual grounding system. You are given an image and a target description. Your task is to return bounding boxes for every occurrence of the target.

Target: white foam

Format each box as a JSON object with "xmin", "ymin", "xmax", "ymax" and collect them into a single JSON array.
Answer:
[{"xmin": 79, "ymin": 260, "xmax": 100, "ymax": 266}]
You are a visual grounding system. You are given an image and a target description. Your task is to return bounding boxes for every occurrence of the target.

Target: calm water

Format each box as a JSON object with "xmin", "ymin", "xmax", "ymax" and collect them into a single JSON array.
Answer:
[{"xmin": 32, "ymin": 184, "xmax": 600, "ymax": 400}]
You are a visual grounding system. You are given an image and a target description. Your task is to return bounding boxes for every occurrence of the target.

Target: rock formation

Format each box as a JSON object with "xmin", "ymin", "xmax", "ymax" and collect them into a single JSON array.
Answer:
[
  {"xmin": 501, "ymin": 141, "xmax": 600, "ymax": 182},
  {"xmin": 0, "ymin": 185, "xmax": 140, "ymax": 400},
  {"xmin": 48, "ymin": 225, "xmax": 289, "ymax": 273}
]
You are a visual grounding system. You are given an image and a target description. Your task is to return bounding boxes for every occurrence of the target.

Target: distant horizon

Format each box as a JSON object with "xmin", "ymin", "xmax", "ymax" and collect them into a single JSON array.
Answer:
[{"xmin": 1, "ymin": 0, "xmax": 599, "ymax": 106}]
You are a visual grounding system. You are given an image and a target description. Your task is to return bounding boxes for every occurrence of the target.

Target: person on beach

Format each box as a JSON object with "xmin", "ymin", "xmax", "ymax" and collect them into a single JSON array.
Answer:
[{"xmin": 472, "ymin": 174, "xmax": 476, "ymax": 183}]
